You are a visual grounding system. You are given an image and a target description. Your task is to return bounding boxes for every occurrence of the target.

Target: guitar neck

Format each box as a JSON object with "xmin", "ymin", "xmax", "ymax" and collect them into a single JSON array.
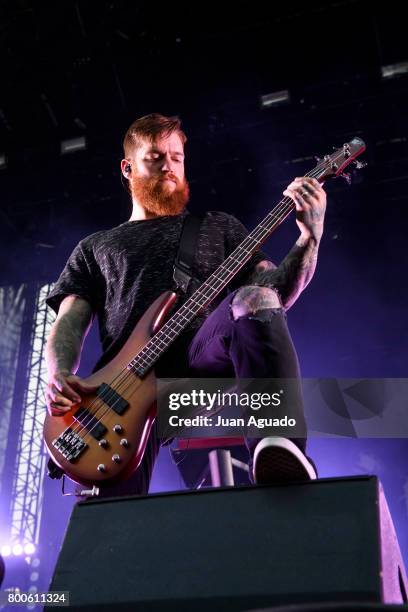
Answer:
[{"xmin": 128, "ymin": 166, "xmax": 328, "ymax": 375}]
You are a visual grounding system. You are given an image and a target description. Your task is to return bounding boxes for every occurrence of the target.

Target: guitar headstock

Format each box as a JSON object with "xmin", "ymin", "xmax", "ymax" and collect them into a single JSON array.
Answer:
[{"xmin": 314, "ymin": 137, "xmax": 366, "ymax": 184}]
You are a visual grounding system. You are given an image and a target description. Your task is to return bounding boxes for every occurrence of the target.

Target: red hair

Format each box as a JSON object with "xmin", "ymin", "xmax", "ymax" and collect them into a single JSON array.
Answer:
[{"xmin": 123, "ymin": 113, "xmax": 187, "ymax": 157}]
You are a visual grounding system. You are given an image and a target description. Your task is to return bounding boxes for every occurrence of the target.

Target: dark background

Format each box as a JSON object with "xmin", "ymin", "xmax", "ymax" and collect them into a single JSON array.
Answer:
[
  {"xmin": 1, "ymin": 0, "xmax": 407, "ymax": 376},
  {"xmin": 1, "ymin": 0, "xmax": 407, "ymax": 593}
]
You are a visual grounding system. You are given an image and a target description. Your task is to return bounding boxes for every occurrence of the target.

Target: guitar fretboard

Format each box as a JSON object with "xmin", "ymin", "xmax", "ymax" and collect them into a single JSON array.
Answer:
[{"xmin": 127, "ymin": 168, "xmax": 318, "ymax": 376}]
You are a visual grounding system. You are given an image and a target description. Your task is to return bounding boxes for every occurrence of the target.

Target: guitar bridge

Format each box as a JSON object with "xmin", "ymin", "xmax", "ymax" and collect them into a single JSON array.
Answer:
[{"xmin": 52, "ymin": 428, "xmax": 88, "ymax": 463}]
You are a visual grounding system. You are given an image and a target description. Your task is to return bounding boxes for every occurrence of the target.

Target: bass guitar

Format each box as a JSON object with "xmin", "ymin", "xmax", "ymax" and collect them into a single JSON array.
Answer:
[{"xmin": 43, "ymin": 138, "xmax": 366, "ymax": 487}]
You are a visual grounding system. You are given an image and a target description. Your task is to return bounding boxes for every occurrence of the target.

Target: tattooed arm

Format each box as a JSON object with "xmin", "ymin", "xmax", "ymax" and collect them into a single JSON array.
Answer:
[
  {"xmin": 248, "ymin": 176, "xmax": 327, "ymax": 310},
  {"xmin": 250, "ymin": 237, "xmax": 320, "ymax": 309},
  {"xmin": 45, "ymin": 296, "xmax": 98, "ymax": 416}
]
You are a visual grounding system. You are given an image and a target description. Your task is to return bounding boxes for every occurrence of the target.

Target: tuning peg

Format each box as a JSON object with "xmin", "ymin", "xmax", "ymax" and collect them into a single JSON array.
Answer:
[
  {"xmin": 315, "ymin": 156, "xmax": 321, "ymax": 162},
  {"xmin": 353, "ymin": 160, "xmax": 367, "ymax": 169},
  {"xmin": 341, "ymin": 144, "xmax": 351, "ymax": 158},
  {"xmin": 340, "ymin": 172, "xmax": 352, "ymax": 185}
]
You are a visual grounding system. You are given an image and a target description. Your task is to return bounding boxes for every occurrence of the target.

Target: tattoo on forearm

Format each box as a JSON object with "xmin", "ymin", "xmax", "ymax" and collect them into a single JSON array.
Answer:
[
  {"xmin": 46, "ymin": 309, "xmax": 90, "ymax": 375},
  {"xmin": 247, "ymin": 239, "xmax": 320, "ymax": 309}
]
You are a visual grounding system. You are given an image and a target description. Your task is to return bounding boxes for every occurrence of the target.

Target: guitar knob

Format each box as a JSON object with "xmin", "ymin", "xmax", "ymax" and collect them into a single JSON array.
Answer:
[
  {"xmin": 99, "ymin": 439, "xmax": 109, "ymax": 448},
  {"xmin": 112, "ymin": 454, "xmax": 121, "ymax": 463},
  {"xmin": 97, "ymin": 464, "xmax": 106, "ymax": 472},
  {"xmin": 113, "ymin": 424, "xmax": 123, "ymax": 433},
  {"xmin": 120, "ymin": 438, "xmax": 129, "ymax": 448}
]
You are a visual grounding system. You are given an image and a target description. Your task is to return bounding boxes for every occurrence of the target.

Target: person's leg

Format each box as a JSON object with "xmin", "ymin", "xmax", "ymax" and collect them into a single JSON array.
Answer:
[
  {"xmin": 229, "ymin": 286, "xmax": 307, "ymax": 457},
  {"xmin": 188, "ymin": 287, "xmax": 299, "ymax": 380},
  {"xmin": 188, "ymin": 286, "xmax": 316, "ymax": 483},
  {"xmin": 188, "ymin": 286, "xmax": 305, "ymax": 444}
]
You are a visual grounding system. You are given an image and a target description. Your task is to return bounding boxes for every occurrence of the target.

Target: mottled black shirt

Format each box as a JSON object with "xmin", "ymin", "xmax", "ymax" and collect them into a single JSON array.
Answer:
[{"xmin": 46, "ymin": 209, "xmax": 269, "ymax": 371}]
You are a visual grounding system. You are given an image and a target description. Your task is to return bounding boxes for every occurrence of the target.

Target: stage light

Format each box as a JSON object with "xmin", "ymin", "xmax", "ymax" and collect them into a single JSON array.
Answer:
[
  {"xmin": 12, "ymin": 544, "xmax": 23, "ymax": 556},
  {"xmin": 1, "ymin": 545, "xmax": 11, "ymax": 557},
  {"xmin": 24, "ymin": 543, "xmax": 35, "ymax": 555},
  {"xmin": 260, "ymin": 90, "xmax": 290, "ymax": 108},
  {"xmin": 60, "ymin": 136, "xmax": 87, "ymax": 155},
  {"xmin": 381, "ymin": 60, "xmax": 408, "ymax": 79}
]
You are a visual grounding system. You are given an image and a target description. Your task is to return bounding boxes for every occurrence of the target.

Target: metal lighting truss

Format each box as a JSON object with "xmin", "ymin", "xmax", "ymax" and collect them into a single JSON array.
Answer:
[
  {"xmin": 0, "ymin": 285, "xmax": 26, "ymax": 495},
  {"xmin": 9, "ymin": 283, "xmax": 54, "ymax": 548}
]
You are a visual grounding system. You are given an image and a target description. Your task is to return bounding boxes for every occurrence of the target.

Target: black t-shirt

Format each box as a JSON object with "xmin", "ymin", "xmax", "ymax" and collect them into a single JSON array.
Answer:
[{"xmin": 46, "ymin": 209, "xmax": 270, "ymax": 371}]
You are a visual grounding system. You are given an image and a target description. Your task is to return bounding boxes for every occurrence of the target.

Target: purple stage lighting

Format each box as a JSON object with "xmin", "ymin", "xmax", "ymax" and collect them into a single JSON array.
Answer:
[
  {"xmin": 1, "ymin": 545, "xmax": 11, "ymax": 557},
  {"xmin": 24, "ymin": 544, "xmax": 35, "ymax": 555}
]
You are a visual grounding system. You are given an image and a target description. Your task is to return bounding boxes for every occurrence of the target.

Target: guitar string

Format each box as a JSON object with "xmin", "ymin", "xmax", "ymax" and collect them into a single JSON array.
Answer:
[{"xmin": 61, "ymin": 163, "xmax": 329, "ymax": 448}]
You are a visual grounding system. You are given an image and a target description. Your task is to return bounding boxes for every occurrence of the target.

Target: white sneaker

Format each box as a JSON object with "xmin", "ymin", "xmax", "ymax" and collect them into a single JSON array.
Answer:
[{"xmin": 253, "ymin": 437, "xmax": 317, "ymax": 484}]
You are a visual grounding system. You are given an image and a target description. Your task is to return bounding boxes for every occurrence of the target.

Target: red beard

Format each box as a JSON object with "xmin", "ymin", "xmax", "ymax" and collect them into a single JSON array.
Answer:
[{"xmin": 129, "ymin": 173, "xmax": 190, "ymax": 216}]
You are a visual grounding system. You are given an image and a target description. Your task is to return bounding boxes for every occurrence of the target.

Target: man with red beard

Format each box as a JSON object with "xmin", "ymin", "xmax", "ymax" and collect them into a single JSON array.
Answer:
[
  {"xmin": 125, "ymin": 128, "xmax": 189, "ymax": 218},
  {"xmin": 45, "ymin": 113, "xmax": 326, "ymax": 497}
]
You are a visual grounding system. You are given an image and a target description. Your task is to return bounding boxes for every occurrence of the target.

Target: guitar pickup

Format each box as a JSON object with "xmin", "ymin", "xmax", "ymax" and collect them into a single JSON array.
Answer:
[
  {"xmin": 73, "ymin": 406, "xmax": 107, "ymax": 441},
  {"xmin": 97, "ymin": 383, "xmax": 129, "ymax": 415}
]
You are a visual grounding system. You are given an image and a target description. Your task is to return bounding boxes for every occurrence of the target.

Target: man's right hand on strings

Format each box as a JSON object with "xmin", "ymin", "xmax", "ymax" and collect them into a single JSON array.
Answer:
[{"xmin": 45, "ymin": 370, "xmax": 98, "ymax": 417}]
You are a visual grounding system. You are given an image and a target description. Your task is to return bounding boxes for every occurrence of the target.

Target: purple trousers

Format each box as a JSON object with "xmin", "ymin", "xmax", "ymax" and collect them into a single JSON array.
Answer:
[{"xmin": 95, "ymin": 289, "xmax": 307, "ymax": 498}]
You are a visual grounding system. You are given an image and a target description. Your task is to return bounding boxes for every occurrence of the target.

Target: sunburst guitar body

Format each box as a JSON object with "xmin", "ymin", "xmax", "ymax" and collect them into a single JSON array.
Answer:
[{"xmin": 43, "ymin": 291, "xmax": 177, "ymax": 487}]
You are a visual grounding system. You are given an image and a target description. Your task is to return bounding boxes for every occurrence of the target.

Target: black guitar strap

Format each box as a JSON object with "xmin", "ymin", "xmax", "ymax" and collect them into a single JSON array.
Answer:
[{"xmin": 173, "ymin": 213, "xmax": 205, "ymax": 294}]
